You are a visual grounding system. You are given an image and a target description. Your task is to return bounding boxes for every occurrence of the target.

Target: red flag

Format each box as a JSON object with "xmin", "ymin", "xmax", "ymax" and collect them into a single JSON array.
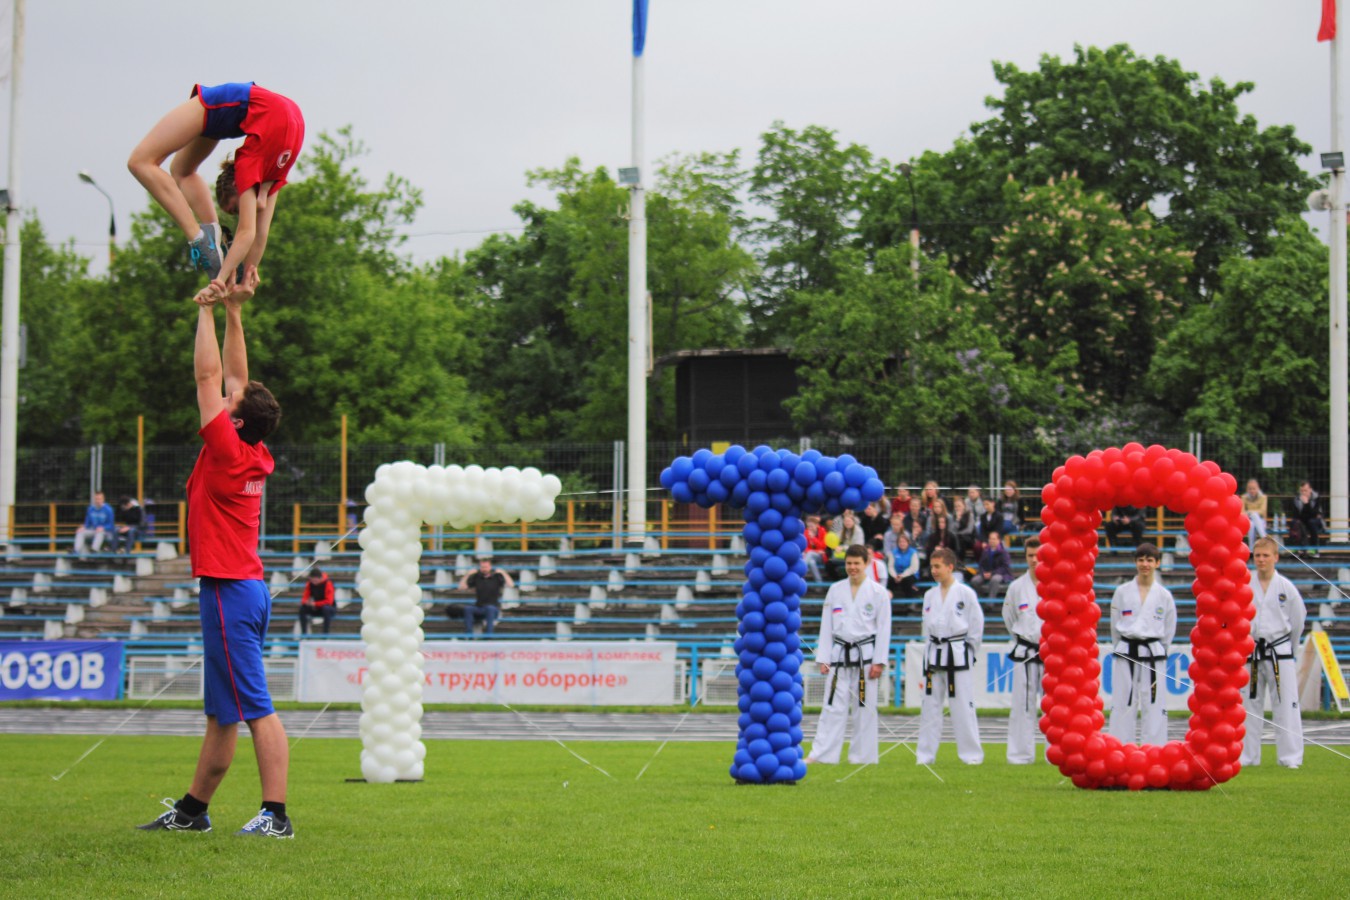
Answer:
[{"xmin": 1320, "ymin": 0, "xmax": 1337, "ymax": 41}]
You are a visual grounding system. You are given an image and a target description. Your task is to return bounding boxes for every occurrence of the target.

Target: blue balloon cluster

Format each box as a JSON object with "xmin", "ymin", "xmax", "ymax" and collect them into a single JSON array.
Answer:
[{"xmin": 659, "ymin": 444, "xmax": 885, "ymax": 783}]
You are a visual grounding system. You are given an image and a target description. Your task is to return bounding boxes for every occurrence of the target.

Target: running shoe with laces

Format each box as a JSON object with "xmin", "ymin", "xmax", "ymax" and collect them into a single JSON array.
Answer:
[
  {"xmin": 235, "ymin": 809, "xmax": 295, "ymax": 838},
  {"xmin": 188, "ymin": 223, "xmax": 225, "ymax": 279},
  {"xmin": 137, "ymin": 797, "xmax": 211, "ymax": 832}
]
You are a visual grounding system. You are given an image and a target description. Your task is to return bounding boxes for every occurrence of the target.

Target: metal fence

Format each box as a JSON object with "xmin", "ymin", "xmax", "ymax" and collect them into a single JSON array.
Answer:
[{"xmin": 15, "ymin": 432, "xmax": 1344, "ymax": 522}]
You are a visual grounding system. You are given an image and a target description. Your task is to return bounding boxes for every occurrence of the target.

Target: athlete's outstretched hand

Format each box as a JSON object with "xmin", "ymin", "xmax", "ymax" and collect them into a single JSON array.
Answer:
[{"xmin": 224, "ymin": 266, "xmax": 260, "ymax": 309}]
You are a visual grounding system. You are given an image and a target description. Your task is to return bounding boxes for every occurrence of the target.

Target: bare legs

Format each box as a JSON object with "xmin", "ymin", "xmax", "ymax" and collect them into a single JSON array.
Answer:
[
  {"xmin": 127, "ymin": 99, "xmax": 220, "ymax": 240},
  {"xmin": 187, "ymin": 713, "xmax": 288, "ymax": 804}
]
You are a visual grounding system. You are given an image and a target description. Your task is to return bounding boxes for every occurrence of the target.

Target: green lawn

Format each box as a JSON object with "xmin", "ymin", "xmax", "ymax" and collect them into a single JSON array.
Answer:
[{"xmin": 2, "ymin": 733, "xmax": 1345, "ymax": 897}]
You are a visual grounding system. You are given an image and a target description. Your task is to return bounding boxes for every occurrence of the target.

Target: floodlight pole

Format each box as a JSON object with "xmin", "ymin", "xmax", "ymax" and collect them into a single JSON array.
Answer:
[
  {"xmin": 626, "ymin": 20, "xmax": 649, "ymax": 545},
  {"xmin": 0, "ymin": 0, "xmax": 26, "ymax": 547},
  {"xmin": 1331, "ymin": 2, "xmax": 1348, "ymax": 542}
]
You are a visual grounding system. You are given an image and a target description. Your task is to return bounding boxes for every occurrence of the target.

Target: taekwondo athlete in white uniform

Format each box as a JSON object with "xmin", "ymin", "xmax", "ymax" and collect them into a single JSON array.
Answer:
[
  {"xmin": 1108, "ymin": 543, "xmax": 1176, "ymax": 747},
  {"xmin": 805, "ymin": 544, "xmax": 892, "ymax": 765},
  {"xmin": 1240, "ymin": 537, "xmax": 1306, "ymax": 768},
  {"xmin": 916, "ymin": 547, "xmax": 984, "ymax": 765},
  {"xmin": 1001, "ymin": 536, "xmax": 1044, "ymax": 764}
]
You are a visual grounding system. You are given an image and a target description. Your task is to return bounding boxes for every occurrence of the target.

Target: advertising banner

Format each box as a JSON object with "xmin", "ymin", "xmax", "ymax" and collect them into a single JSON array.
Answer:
[
  {"xmin": 903, "ymin": 641, "xmax": 1199, "ymax": 710},
  {"xmin": 297, "ymin": 640, "xmax": 680, "ymax": 705},
  {"xmin": 0, "ymin": 640, "xmax": 124, "ymax": 700}
]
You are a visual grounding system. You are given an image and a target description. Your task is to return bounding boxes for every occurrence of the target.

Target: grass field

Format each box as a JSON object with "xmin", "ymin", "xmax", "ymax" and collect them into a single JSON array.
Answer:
[{"xmin": 2, "ymin": 732, "xmax": 1347, "ymax": 898}]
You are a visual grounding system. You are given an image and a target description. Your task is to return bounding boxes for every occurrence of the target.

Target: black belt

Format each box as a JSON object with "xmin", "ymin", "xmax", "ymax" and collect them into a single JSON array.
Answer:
[
  {"xmin": 1011, "ymin": 635, "xmax": 1040, "ymax": 663},
  {"xmin": 1116, "ymin": 639, "xmax": 1164, "ymax": 705},
  {"xmin": 1248, "ymin": 633, "xmax": 1293, "ymax": 701},
  {"xmin": 827, "ymin": 636, "xmax": 876, "ymax": 707},
  {"xmin": 925, "ymin": 633, "xmax": 969, "ymax": 698}
]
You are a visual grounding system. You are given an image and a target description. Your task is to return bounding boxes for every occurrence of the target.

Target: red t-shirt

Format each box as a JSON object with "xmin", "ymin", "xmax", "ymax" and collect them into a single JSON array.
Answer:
[
  {"xmin": 187, "ymin": 410, "xmax": 274, "ymax": 579},
  {"xmin": 235, "ymin": 85, "xmax": 305, "ymax": 197}
]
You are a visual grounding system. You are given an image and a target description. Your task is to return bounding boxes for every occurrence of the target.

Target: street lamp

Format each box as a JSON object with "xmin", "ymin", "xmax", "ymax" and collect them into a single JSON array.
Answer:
[
  {"xmin": 897, "ymin": 163, "xmax": 920, "ymax": 282},
  {"xmin": 78, "ymin": 170, "xmax": 116, "ymax": 267}
]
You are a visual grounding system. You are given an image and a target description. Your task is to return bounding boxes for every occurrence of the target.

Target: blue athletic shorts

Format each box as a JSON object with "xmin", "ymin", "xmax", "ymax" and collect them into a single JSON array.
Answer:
[
  {"xmin": 199, "ymin": 577, "xmax": 274, "ymax": 725},
  {"xmin": 191, "ymin": 82, "xmax": 253, "ymax": 140}
]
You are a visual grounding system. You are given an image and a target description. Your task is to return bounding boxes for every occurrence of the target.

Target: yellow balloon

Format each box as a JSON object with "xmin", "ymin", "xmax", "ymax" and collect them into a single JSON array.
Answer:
[{"xmin": 824, "ymin": 531, "xmax": 840, "ymax": 549}]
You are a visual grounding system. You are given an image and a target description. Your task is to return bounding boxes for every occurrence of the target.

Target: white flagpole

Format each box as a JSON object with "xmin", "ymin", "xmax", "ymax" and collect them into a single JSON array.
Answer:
[
  {"xmin": 626, "ymin": 8, "xmax": 649, "ymax": 545},
  {"xmin": 0, "ymin": 0, "xmax": 27, "ymax": 547},
  {"xmin": 1331, "ymin": 0, "xmax": 1348, "ymax": 542}
]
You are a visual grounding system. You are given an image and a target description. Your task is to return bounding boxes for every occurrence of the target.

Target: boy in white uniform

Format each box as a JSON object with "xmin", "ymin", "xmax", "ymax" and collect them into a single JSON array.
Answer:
[
  {"xmin": 1108, "ymin": 543, "xmax": 1176, "ymax": 746},
  {"xmin": 1240, "ymin": 537, "xmax": 1306, "ymax": 768},
  {"xmin": 805, "ymin": 544, "xmax": 892, "ymax": 765},
  {"xmin": 1001, "ymin": 537, "xmax": 1043, "ymax": 764},
  {"xmin": 916, "ymin": 547, "xmax": 984, "ymax": 765}
]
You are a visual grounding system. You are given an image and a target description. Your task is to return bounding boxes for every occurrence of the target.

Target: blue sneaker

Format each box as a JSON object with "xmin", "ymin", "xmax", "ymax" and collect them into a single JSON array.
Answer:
[
  {"xmin": 235, "ymin": 809, "xmax": 294, "ymax": 838},
  {"xmin": 188, "ymin": 223, "xmax": 225, "ymax": 279},
  {"xmin": 137, "ymin": 797, "xmax": 211, "ymax": 832}
]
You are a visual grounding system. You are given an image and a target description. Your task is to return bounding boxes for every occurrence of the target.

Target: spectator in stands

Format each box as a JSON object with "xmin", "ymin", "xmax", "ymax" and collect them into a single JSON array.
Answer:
[
  {"xmin": 1001, "ymin": 537, "xmax": 1044, "ymax": 764},
  {"xmin": 999, "ymin": 480, "xmax": 1024, "ymax": 540},
  {"xmin": 829, "ymin": 509, "xmax": 865, "ymax": 580},
  {"xmin": 804, "ymin": 544, "xmax": 892, "ymax": 766},
  {"xmin": 1104, "ymin": 504, "xmax": 1146, "ymax": 548},
  {"xmin": 74, "ymin": 491, "xmax": 115, "ymax": 557},
  {"xmin": 1240, "ymin": 537, "xmax": 1306, "ymax": 769},
  {"xmin": 924, "ymin": 510, "xmax": 961, "ymax": 569},
  {"xmin": 886, "ymin": 530, "xmax": 920, "ymax": 601},
  {"xmin": 113, "ymin": 495, "xmax": 146, "ymax": 554},
  {"xmin": 141, "ymin": 498, "xmax": 157, "ymax": 538},
  {"xmin": 966, "ymin": 485, "xmax": 983, "ymax": 510},
  {"xmin": 1287, "ymin": 482, "xmax": 1326, "ymax": 548},
  {"xmin": 345, "ymin": 499, "xmax": 360, "ymax": 532},
  {"xmin": 1242, "ymin": 479, "xmax": 1269, "ymax": 548},
  {"xmin": 298, "ymin": 568, "xmax": 336, "ymax": 635},
  {"xmin": 859, "ymin": 501, "xmax": 889, "ymax": 547},
  {"xmin": 904, "ymin": 496, "xmax": 929, "ymax": 546},
  {"xmin": 916, "ymin": 547, "xmax": 984, "ymax": 765},
  {"xmin": 976, "ymin": 497, "xmax": 1000, "ymax": 560},
  {"xmin": 140, "ymin": 271, "xmax": 293, "ymax": 838},
  {"xmin": 970, "ymin": 530, "xmax": 1013, "ymax": 597},
  {"xmin": 889, "ymin": 486, "xmax": 911, "ymax": 517},
  {"xmin": 456, "ymin": 558, "xmax": 514, "ymax": 637},
  {"xmin": 1108, "ymin": 543, "xmax": 1175, "ymax": 748},
  {"xmin": 920, "ymin": 480, "xmax": 941, "ymax": 513},
  {"xmin": 803, "ymin": 514, "xmax": 829, "ymax": 583},
  {"xmin": 951, "ymin": 497, "xmax": 978, "ymax": 561},
  {"xmin": 863, "ymin": 540, "xmax": 891, "ymax": 597}
]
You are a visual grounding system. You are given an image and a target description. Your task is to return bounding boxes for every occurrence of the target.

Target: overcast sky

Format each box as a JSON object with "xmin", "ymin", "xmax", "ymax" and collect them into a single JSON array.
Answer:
[{"xmin": 0, "ymin": 1, "xmax": 1340, "ymax": 275}]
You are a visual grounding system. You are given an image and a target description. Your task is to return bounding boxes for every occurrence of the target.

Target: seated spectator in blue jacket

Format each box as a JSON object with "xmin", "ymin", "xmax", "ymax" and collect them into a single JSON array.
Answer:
[
  {"xmin": 74, "ymin": 491, "xmax": 116, "ymax": 556},
  {"xmin": 970, "ymin": 530, "xmax": 1013, "ymax": 598}
]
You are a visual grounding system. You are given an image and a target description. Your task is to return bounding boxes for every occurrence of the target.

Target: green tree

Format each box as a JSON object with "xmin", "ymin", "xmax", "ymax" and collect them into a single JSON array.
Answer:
[
  {"xmin": 1, "ymin": 218, "xmax": 96, "ymax": 445},
  {"xmin": 463, "ymin": 158, "xmax": 752, "ymax": 442},
  {"xmin": 784, "ymin": 246, "xmax": 1080, "ymax": 440},
  {"xmin": 988, "ymin": 174, "xmax": 1193, "ymax": 403},
  {"xmin": 1147, "ymin": 217, "xmax": 1329, "ymax": 436},
  {"xmin": 864, "ymin": 45, "xmax": 1316, "ymax": 295},
  {"xmin": 749, "ymin": 123, "xmax": 875, "ymax": 342}
]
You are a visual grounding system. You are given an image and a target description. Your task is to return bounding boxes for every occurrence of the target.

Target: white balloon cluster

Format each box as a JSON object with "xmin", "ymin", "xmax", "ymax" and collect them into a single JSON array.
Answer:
[{"xmin": 356, "ymin": 461, "xmax": 563, "ymax": 783}]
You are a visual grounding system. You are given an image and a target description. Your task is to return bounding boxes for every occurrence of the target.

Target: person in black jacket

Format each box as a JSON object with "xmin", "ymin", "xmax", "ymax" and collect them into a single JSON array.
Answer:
[{"xmin": 113, "ymin": 496, "xmax": 146, "ymax": 554}]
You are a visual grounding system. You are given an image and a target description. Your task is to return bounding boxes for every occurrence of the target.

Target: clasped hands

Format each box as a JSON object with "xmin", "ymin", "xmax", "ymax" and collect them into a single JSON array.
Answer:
[{"xmin": 194, "ymin": 265, "xmax": 261, "ymax": 308}]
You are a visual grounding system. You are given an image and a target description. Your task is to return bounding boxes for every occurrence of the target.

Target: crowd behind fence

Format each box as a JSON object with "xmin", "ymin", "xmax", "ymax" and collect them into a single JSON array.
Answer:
[{"xmin": 11, "ymin": 432, "xmax": 1343, "ymax": 532}]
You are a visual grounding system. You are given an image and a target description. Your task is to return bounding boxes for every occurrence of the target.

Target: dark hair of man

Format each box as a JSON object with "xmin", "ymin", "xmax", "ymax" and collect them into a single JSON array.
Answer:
[
  {"xmin": 1023, "ymin": 536, "xmax": 1041, "ymax": 551},
  {"xmin": 236, "ymin": 380, "xmax": 281, "ymax": 445},
  {"xmin": 844, "ymin": 543, "xmax": 868, "ymax": 561},
  {"xmin": 1134, "ymin": 542, "xmax": 1161, "ymax": 561}
]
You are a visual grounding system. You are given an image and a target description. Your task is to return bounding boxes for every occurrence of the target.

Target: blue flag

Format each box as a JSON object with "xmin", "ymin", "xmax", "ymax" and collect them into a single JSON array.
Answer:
[{"xmin": 633, "ymin": 0, "xmax": 649, "ymax": 57}]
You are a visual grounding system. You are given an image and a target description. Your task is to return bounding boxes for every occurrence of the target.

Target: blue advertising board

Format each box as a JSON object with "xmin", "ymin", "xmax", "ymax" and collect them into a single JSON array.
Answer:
[{"xmin": 0, "ymin": 641, "xmax": 124, "ymax": 700}]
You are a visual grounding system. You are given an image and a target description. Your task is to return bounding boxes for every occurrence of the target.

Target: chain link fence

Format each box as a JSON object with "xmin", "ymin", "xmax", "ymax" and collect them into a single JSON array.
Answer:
[{"xmin": 14, "ymin": 433, "xmax": 1343, "ymax": 529}]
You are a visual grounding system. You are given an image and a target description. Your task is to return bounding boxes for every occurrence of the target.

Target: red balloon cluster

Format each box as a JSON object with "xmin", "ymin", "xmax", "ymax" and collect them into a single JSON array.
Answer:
[{"xmin": 1036, "ymin": 443, "xmax": 1254, "ymax": 791}]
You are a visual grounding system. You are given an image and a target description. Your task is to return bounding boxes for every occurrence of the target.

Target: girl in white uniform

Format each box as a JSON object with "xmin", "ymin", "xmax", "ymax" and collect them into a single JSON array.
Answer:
[
  {"xmin": 1240, "ymin": 537, "xmax": 1306, "ymax": 768},
  {"xmin": 1108, "ymin": 543, "xmax": 1176, "ymax": 746},
  {"xmin": 1001, "ymin": 537, "xmax": 1043, "ymax": 764},
  {"xmin": 806, "ymin": 544, "xmax": 892, "ymax": 765},
  {"xmin": 916, "ymin": 548, "xmax": 984, "ymax": 765}
]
